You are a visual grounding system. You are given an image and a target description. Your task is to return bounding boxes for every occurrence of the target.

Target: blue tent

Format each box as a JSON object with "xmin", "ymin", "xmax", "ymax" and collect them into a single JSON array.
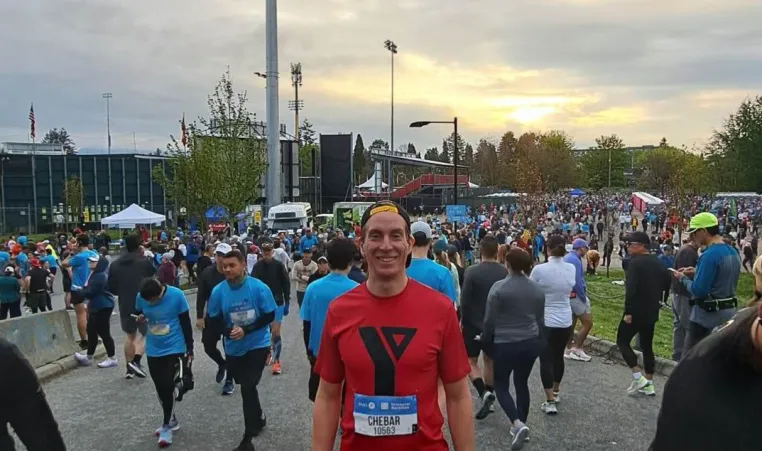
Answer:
[
  {"xmin": 569, "ymin": 188, "xmax": 585, "ymax": 196},
  {"xmin": 205, "ymin": 206, "xmax": 228, "ymax": 221}
]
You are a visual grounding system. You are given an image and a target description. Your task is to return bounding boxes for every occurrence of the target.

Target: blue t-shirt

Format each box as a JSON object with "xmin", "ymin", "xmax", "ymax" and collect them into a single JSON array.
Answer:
[
  {"xmin": 16, "ymin": 253, "xmax": 29, "ymax": 278},
  {"xmin": 299, "ymin": 235, "xmax": 318, "ymax": 253},
  {"xmin": 69, "ymin": 249, "xmax": 98, "ymax": 289},
  {"xmin": 299, "ymin": 273, "xmax": 358, "ymax": 355},
  {"xmin": 681, "ymin": 242, "xmax": 741, "ymax": 329},
  {"xmin": 17, "ymin": 236, "xmax": 27, "ymax": 246},
  {"xmin": 136, "ymin": 286, "xmax": 190, "ymax": 358},
  {"xmin": 208, "ymin": 276, "xmax": 277, "ymax": 356},
  {"xmin": 0, "ymin": 251, "xmax": 10, "ymax": 268},
  {"xmin": 42, "ymin": 255, "xmax": 57, "ymax": 269},
  {"xmin": 406, "ymin": 258, "xmax": 456, "ymax": 303}
]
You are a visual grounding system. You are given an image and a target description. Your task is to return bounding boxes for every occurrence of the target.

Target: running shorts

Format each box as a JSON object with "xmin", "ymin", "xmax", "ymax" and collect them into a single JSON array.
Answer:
[
  {"xmin": 570, "ymin": 297, "xmax": 592, "ymax": 316},
  {"xmin": 461, "ymin": 323, "xmax": 483, "ymax": 359},
  {"xmin": 70, "ymin": 290, "xmax": 86, "ymax": 305},
  {"xmin": 120, "ymin": 315, "xmax": 147, "ymax": 336}
]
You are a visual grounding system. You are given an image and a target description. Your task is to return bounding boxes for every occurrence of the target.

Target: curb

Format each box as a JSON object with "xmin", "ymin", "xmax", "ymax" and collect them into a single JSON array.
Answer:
[
  {"xmin": 37, "ymin": 287, "xmax": 198, "ymax": 382},
  {"xmin": 36, "ymin": 345, "xmax": 108, "ymax": 382},
  {"xmin": 583, "ymin": 335, "xmax": 677, "ymax": 377}
]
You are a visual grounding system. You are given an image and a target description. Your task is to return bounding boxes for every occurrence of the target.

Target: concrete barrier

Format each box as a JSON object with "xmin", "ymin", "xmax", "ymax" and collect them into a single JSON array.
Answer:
[{"xmin": 0, "ymin": 310, "xmax": 80, "ymax": 369}]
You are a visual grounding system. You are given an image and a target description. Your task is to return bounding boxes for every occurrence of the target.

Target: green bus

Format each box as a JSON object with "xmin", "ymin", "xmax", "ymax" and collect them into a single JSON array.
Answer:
[{"xmin": 332, "ymin": 202, "xmax": 373, "ymax": 231}]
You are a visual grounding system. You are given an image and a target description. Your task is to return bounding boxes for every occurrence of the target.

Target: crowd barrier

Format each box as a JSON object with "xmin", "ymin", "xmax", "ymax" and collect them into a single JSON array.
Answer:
[{"xmin": 0, "ymin": 310, "xmax": 79, "ymax": 368}]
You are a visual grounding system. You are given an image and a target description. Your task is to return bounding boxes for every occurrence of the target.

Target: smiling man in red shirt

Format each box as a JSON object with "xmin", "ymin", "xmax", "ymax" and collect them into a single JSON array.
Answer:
[{"xmin": 311, "ymin": 201, "xmax": 474, "ymax": 451}]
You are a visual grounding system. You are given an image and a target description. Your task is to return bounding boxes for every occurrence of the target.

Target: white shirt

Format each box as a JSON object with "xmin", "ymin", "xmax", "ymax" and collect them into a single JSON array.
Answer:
[
  {"xmin": 529, "ymin": 257, "xmax": 576, "ymax": 328},
  {"xmin": 273, "ymin": 247, "xmax": 292, "ymax": 270},
  {"xmin": 246, "ymin": 253, "xmax": 258, "ymax": 275}
]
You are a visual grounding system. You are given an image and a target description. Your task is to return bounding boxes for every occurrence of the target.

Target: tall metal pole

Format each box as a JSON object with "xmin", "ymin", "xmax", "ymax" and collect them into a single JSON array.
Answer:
[
  {"xmin": 103, "ymin": 92, "xmax": 113, "ymax": 212},
  {"xmin": 391, "ymin": 48, "xmax": 394, "ymax": 156},
  {"xmin": 266, "ymin": 0, "xmax": 282, "ymax": 212},
  {"xmin": 453, "ymin": 117, "xmax": 459, "ymax": 205},
  {"xmin": 607, "ymin": 147, "xmax": 612, "ymax": 188}
]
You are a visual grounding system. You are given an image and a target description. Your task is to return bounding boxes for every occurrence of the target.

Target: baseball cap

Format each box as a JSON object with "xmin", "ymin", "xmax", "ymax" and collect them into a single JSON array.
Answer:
[
  {"xmin": 249, "ymin": 245, "xmax": 259, "ymax": 253},
  {"xmin": 432, "ymin": 239, "xmax": 448, "ymax": 254},
  {"xmin": 686, "ymin": 212, "xmax": 719, "ymax": 233},
  {"xmin": 317, "ymin": 256, "xmax": 328, "ymax": 263},
  {"xmin": 411, "ymin": 221, "xmax": 433, "ymax": 239},
  {"xmin": 624, "ymin": 231, "xmax": 650, "ymax": 246},
  {"xmin": 214, "ymin": 243, "xmax": 233, "ymax": 255},
  {"xmin": 360, "ymin": 200, "xmax": 411, "ymax": 231},
  {"xmin": 572, "ymin": 238, "xmax": 588, "ymax": 250},
  {"xmin": 30, "ymin": 258, "xmax": 42, "ymax": 267},
  {"xmin": 4, "ymin": 266, "xmax": 14, "ymax": 275},
  {"xmin": 87, "ymin": 254, "xmax": 100, "ymax": 262}
]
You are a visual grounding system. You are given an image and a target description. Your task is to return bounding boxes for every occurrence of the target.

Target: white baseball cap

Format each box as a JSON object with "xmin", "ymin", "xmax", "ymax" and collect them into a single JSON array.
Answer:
[
  {"xmin": 411, "ymin": 221, "xmax": 432, "ymax": 239},
  {"xmin": 215, "ymin": 243, "xmax": 233, "ymax": 255}
]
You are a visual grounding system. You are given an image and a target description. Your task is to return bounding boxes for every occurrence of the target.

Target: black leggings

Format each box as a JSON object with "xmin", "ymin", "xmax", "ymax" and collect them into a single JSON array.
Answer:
[
  {"xmin": 616, "ymin": 318, "xmax": 655, "ymax": 374},
  {"xmin": 227, "ymin": 347, "xmax": 269, "ymax": 437},
  {"xmin": 148, "ymin": 354, "xmax": 185, "ymax": 425},
  {"xmin": 492, "ymin": 338, "xmax": 541, "ymax": 424},
  {"xmin": 202, "ymin": 320, "xmax": 233, "ymax": 383},
  {"xmin": 540, "ymin": 326, "xmax": 572, "ymax": 390},
  {"xmin": 87, "ymin": 309, "xmax": 115, "ymax": 357},
  {"xmin": 0, "ymin": 301, "xmax": 22, "ymax": 319}
]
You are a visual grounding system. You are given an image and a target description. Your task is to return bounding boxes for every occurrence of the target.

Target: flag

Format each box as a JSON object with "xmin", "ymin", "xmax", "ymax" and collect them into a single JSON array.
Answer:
[
  {"xmin": 29, "ymin": 103, "xmax": 36, "ymax": 140},
  {"xmin": 181, "ymin": 114, "xmax": 188, "ymax": 147}
]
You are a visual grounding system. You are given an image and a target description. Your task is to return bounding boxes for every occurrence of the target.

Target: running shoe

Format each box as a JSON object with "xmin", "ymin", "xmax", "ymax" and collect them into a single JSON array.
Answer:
[
  {"xmin": 272, "ymin": 361, "xmax": 282, "ymax": 375},
  {"xmin": 215, "ymin": 366, "xmax": 226, "ymax": 384},
  {"xmin": 222, "ymin": 380, "xmax": 235, "ymax": 396},
  {"xmin": 128, "ymin": 361, "xmax": 147, "ymax": 378},
  {"xmin": 157, "ymin": 426, "xmax": 173, "ymax": 448},
  {"xmin": 638, "ymin": 382, "xmax": 656, "ymax": 396},
  {"xmin": 541, "ymin": 401, "xmax": 558, "ymax": 415},
  {"xmin": 475, "ymin": 391, "xmax": 496, "ymax": 420},
  {"xmin": 568, "ymin": 348, "xmax": 592, "ymax": 362},
  {"xmin": 74, "ymin": 352, "xmax": 93, "ymax": 366},
  {"xmin": 233, "ymin": 437, "xmax": 255, "ymax": 451},
  {"xmin": 125, "ymin": 367, "xmax": 135, "ymax": 379},
  {"xmin": 626, "ymin": 376, "xmax": 650, "ymax": 395},
  {"xmin": 510, "ymin": 424, "xmax": 530, "ymax": 450},
  {"xmin": 155, "ymin": 416, "xmax": 180, "ymax": 436},
  {"xmin": 97, "ymin": 357, "xmax": 119, "ymax": 368},
  {"xmin": 563, "ymin": 348, "xmax": 572, "ymax": 359}
]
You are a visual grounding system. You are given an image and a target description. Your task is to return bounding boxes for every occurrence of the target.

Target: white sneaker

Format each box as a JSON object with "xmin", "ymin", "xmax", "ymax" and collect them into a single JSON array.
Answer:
[
  {"xmin": 638, "ymin": 382, "xmax": 656, "ymax": 396},
  {"xmin": 97, "ymin": 357, "xmax": 119, "ymax": 368},
  {"xmin": 541, "ymin": 401, "xmax": 558, "ymax": 415},
  {"xmin": 563, "ymin": 348, "xmax": 572, "ymax": 359},
  {"xmin": 553, "ymin": 391, "xmax": 560, "ymax": 403},
  {"xmin": 568, "ymin": 348, "xmax": 592, "ymax": 362},
  {"xmin": 74, "ymin": 352, "xmax": 93, "ymax": 366},
  {"xmin": 626, "ymin": 376, "xmax": 649, "ymax": 395}
]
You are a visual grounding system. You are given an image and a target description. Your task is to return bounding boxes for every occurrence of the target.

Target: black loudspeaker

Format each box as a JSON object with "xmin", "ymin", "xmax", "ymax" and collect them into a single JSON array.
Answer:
[{"xmin": 319, "ymin": 134, "xmax": 353, "ymax": 209}]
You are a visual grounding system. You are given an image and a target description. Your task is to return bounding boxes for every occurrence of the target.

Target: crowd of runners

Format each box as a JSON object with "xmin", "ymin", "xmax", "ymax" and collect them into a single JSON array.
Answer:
[{"xmin": 2, "ymin": 190, "xmax": 762, "ymax": 451}]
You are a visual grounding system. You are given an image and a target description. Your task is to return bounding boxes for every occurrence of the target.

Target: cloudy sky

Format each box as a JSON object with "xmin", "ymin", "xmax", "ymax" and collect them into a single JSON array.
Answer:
[{"xmin": 1, "ymin": 0, "xmax": 761, "ymax": 153}]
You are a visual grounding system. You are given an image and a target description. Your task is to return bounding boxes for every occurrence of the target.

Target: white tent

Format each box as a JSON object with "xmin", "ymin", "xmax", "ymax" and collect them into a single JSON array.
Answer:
[
  {"xmin": 358, "ymin": 174, "xmax": 388, "ymax": 190},
  {"xmin": 101, "ymin": 204, "xmax": 166, "ymax": 226}
]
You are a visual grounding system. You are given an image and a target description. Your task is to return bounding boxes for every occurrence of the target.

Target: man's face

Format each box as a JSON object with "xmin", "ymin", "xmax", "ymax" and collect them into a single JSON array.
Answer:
[
  {"xmin": 318, "ymin": 261, "xmax": 329, "ymax": 273},
  {"xmin": 222, "ymin": 256, "xmax": 245, "ymax": 281},
  {"xmin": 306, "ymin": 230, "xmax": 312, "ymax": 237},
  {"xmin": 262, "ymin": 249, "xmax": 273, "ymax": 261},
  {"xmin": 576, "ymin": 247, "xmax": 588, "ymax": 257},
  {"xmin": 302, "ymin": 251, "xmax": 312, "ymax": 264},
  {"xmin": 360, "ymin": 212, "xmax": 413, "ymax": 280}
]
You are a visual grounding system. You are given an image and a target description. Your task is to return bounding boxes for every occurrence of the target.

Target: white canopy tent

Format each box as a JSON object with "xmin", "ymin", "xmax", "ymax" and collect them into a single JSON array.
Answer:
[
  {"xmin": 101, "ymin": 204, "xmax": 166, "ymax": 228},
  {"xmin": 357, "ymin": 174, "xmax": 388, "ymax": 190}
]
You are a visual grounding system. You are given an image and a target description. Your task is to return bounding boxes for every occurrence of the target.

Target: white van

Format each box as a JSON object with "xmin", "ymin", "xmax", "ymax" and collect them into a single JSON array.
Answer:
[{"xmin": 266, "ymin": 202, "xmax": 313, "ymax": 232}]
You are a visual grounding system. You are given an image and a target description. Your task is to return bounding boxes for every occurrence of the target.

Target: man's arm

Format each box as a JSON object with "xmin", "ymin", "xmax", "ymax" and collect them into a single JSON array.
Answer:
[
  {"xmin": 279, "ymin": 263, "xmax": 291, "ymax": 303},
  {"xmin": 311, "ymin": 380, "xmax": 342, "ymax": 451},
  {"xmin": 444, "ymin": 378, "xmax": 476, "ymax": 451},
  {"xmin": 196, "ymin": 271, "xmax": 208, "ymax": 319},
  {"xmin": 624, "ymin": 259, "xmax": 640, "ymax": 315},
  {"xmin": 681, "ymin": 252, "xmax": 718, "ymax": 298}
]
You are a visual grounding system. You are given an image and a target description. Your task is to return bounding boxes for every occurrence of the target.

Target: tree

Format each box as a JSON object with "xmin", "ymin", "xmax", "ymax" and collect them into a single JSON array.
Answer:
[
  {"xmin": 152, "ymin": 70, "xmax": 267, "ymax": 226},
  {"xmin": 368, "ymin": 139, "xmax": 389, "ymax": 153},
  {"xmin": 462, "ymin": 143, "xmax": 474, "ymax": 173},
  {"xmin": 407, "ymin": 143, "xmax": 417, "ymax": 155},
  {"xmin": 62, "ymin": 175, "xmax": 83, "ymax": 230},
  {"xmin": 438, "ymin": 144, "xmax": 451, "ymax": 163},
  {"xmin": 153, "ymin": 148, "xmax": 163, "ymax": 156},
  {"xmin": 423, "ymin": 147, "xmax": 439, "ymax": 161},
  {"xmin": 299, "ymin": 144, "xmax": 319, "ymax": 176},
  {"xmin": 639, "ymin": 146, "xmax": 683, "ymax": 195},
  {"xmin": 353, "ymin": 134, "xmax": 367, "ymax": 184},
  {"xmin": 706, "ymin": 96, "xmax": 762, "ymax": 191},
  {"xmin": 42, "ymin": 128, "xmax": 76, "ymax": 155},
  {"xmin": 474, "ymin": 139, "xmax": 499, "ymax": 187},
  {"xmin": 299, "ymin": 119, "xmax": 317, "ymax": 146},
  {"xmin": 535, "ymin": 130, "xmax": 577, "ymax": 191},
  {"xmin": 497, "ymin": 132, "xmax": 518, "ymax": 188},
  {"xmin": 578, "ymin": 134, "xmax": 628, "ymax": 189},
  {"xmin": 659, "ymin": 137, "xmax": 669, "ymax": 147}
]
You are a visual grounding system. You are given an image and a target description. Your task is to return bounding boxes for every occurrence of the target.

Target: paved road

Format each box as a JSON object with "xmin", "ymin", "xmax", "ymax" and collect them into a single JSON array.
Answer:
[{"xmin": 17, "ymin": 287, "xmax": 664, "ymax": 451}]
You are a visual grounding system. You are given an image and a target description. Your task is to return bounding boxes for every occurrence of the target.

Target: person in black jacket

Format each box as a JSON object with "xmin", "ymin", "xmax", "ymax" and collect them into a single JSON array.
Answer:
[
  {"xmin": 108, "ymin": 235, "xmax": 156, "ymax": 379},
  {"xmin": 196, "ymin": 243, "xmax": 235, "ymax": 395},
  {"xmin": 251, "ymin": 242, "xmax": 290, "ymax": 374},
  {"xmin": 616, "ymin": 232, "xmax": 670, "ymax": 397},
  {"xmin": 0, "ymin": 337, "xmax": 67, "ymax": 451}
]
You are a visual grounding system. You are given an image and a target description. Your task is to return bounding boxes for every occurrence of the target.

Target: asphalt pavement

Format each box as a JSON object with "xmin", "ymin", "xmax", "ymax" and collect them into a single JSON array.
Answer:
[{"xmin": 14, "ymin": 283, "xmax": 665, "ymax": 451}]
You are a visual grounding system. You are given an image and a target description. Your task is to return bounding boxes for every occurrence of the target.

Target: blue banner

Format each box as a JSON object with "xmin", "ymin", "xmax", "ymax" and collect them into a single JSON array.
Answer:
[{"xmin": 446, "ymin": 205, "xmax": 468, "ymax": 224}]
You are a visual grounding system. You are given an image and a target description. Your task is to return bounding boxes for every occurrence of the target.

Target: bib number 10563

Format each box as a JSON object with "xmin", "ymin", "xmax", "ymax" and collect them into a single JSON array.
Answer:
[{"xmin": 353, "ymin": 394, "xmax": 418, "ymax": 437}]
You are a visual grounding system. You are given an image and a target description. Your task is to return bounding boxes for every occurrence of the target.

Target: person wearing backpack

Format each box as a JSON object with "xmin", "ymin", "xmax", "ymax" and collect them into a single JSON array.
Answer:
[{"xmin": 185, "ymin": 237, "xmax": 201, "ymax": 283}]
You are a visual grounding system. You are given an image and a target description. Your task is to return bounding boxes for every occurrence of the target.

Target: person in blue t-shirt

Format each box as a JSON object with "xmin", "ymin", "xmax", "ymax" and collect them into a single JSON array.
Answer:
[
  {"xmin": 135, "ymin": 278, "xmax": 194, "ymax": 448},
  {"xmin": 208, "ymin": 249, "xmax": 276, "ymax": 451},
  {"xmin": 62, "ymin": 234, "xmax": 99, "ymax": 349},
  {"xmin": 405, "ymin": 221, "xmax": 457, "ymax": 303},
  {"xmin": 299, "ymin": 229, "xmax": 318, "ymax": 254},
  {"xmin": 14, "ymin": 249, "xmax": 29, "ymax": 278},
  {"xmin": 0, "ymin": 247, "xmax": 10, "ymax": 270},
  {"xmin": 299, "ymin": 237, "xmax": 359, "ymax": 401}
]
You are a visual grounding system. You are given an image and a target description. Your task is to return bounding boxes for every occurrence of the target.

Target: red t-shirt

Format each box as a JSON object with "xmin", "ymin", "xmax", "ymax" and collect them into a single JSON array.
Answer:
[{"xmin": 315, "ymin": 280, "xmax": 470, "ymax": 451}]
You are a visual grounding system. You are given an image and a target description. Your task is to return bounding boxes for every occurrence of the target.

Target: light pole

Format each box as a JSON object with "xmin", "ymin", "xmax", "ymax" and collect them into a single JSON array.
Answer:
[
  {"xmin": 102, "ymin": 92, "xmax": 113, "ymax": 211},
  {"xmin": 608, "ymin": 147, "xmax": 612, "ymax": 189},
  {"xmin": 384, "ymin": 40, "xmax": 397, "ymax": 191},
  {"xmin": 289, "ymin": 63, "xmax": 303, "ymax": 144},
  {"xmin": 410, "ymin": 118, "xmax": 459, "ymax": 205},
  {"xmin": 265, "ymin": 0, "xmax": 282, "ymax": 211}
]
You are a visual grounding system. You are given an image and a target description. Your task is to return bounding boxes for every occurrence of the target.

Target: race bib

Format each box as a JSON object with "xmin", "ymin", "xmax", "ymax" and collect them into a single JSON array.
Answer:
[
  {"xmin": 230, "ymin": 309, "xmax": 257, "ymax": 326},
  {"xmin": 148, "ymin": 322, "xmax": 171, "ymax": 336},
  {"xmin": 353, "ymin": 394, "xmax": 418, "ymax": 437}
]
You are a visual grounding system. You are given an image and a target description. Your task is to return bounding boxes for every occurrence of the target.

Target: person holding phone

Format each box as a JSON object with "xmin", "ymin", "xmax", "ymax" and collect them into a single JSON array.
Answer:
[{"xmin": 135, "ymin": 278, "xmax": 195, "ymax": 448}]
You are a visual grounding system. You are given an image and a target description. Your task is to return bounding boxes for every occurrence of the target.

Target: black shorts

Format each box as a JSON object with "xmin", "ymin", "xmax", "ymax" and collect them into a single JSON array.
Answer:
[
  {"xmin": 462, "ymin": 324, "xmax": 483, "ymax": 359},
  {"xmin": 70, "ymin": 290, "xmax": 86, "ymax": 305},
  {"xmin": 62, "ymin": 276, "xmax": 72, "ymax": 293},
  {"xmin": 120, "ymin": 315, "xmax": 147, "ymax": 336},
  {"xmin": 227, "ymin": 347, "xmax": 268, "ymax": 386}
]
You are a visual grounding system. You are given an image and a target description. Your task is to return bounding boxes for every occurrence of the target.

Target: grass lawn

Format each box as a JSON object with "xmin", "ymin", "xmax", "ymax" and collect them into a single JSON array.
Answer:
[
  {"xmin": 584, "ymin": 268, "xmax": 754, "ymax": 360},
  {"xmin": 20, "ymin": 230, "xmax": 123, "ymax": 243}
]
